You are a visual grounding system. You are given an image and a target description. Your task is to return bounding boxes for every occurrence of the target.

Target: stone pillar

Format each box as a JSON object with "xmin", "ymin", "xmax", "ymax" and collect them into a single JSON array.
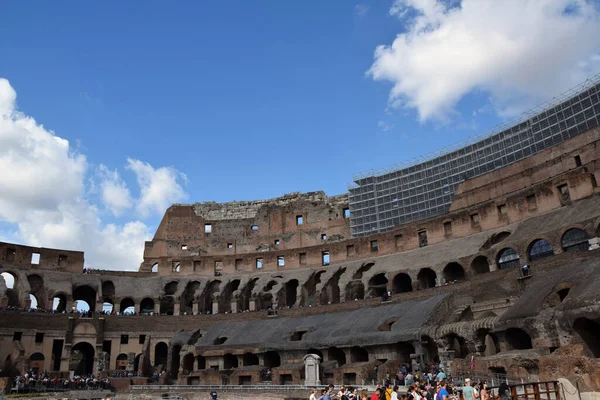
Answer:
[
  {"xmin": 304, "ymin": 354, "xmax": 321, "ymax": 386},
  {"xmin": 154, "ymin": 301, "xmax": 160, "ymax": 315},
  {"xmin": 126, "ymin": 352, "xmax": 136, "ymax": 372},
  {"xmin": 97, "ymin": 351, "xmax": 109, "ymax": 372},
  {"xmin": 231, "ymin": 301, "xmax": 238, "ymax": 313},
  {"xmin": 174, "ymin": 303, "xmax": 181, "ymax": 316},
  {"xmin": 212, "ymin": 300, "xmax": 219, "ymax": 314},
  {"xmin": 438, "ymin": 350, "xmax": 455, "ymax": 376},
  {"xmin": 192, "ymin": 302, "xmax": 199, "ymax": 315},
  {"xmin": 249, "ymin": 299, "xmax": 256, "ymax": 312},
  {"xmin": 135, "ymin": 302, "xmax": 141, "ymax": 314},
  {"xmin": 410, "ymin": 353, "xmax": 421, "ymax": 373},
  {"xmin": 96, "ymin": 302, "xmax": 103, "ymax": 313}
]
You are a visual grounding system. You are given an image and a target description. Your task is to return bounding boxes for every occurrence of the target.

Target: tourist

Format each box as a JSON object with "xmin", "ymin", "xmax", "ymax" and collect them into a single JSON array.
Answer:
[
  {"xmin": 436, "ymin": 369, "xmax": 446, "ymax": 381},
  {"xmin": 438, "ymin": 381, "xmax": 450, "ymax": 400},
  {"xmin": 210, "ymin": 391, "xmax": 218, "ymax": 399},
  {"xmin": 384, "ymin": 382, "xmax": 393, "ymax": 400},
  {"xmin": 405, "ymin": 371, "xmax": 414, "ymax": 386},
  {"xmin": 391, "ymin": 385, "xmax": 399, "ymax": 400},
  {"xmin": 310, "ymin": 388, "xmax": 318, "ymax": 400},
  {"xmin": 371, "ymin": 387, "xmax": 383, "ymax": 400},
  {"xmin": 498, "ymin": 382, "xmax": 510, "ymax": 400},
  {"xmin": 462, "ymin": 379, "xmax": 476, "ymax": 400},
  {"xmin": 319, "ymin": 389, "xmax": 327, "ymax": 400},
  {"xmin": 480, "ymin": 382, "xmax": 489, "ymax": 400}
]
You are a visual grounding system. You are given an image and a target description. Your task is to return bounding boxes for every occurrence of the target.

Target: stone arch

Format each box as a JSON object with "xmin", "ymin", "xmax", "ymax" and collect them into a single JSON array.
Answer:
[
  {"xmin": 140, "ymin": 298, "xmax": 155, "ymax": 315},
  {"xmin": 73, "ymin": 285, "xmax": 97, "ymax": 312},
  {"xmin": 263, "ymin": 351, "xmax": 281, "ymax": 368},
  {"xmin": 161, "ymin": 281, "xmax": 179, "ymax": 315},
  {"xmin": 328, "ymin": 346, "xmax": 346, "ymax": 366},
  {"xmin": 240, "ymin": 278, "xmax": 259, "ymax": 311},
  {"xmin": 344, "ymin": 281, "xmax": 365, "ymax": 301},
  {"xmin": 422, "ymin": 335, "xmax": 440, "ymax": 363},
  {"xmin": 219, "ymin": 279, "xmax": 241, "ymax": 313},
  {"xmin": 29, "ymin": 293, "xmax": 39, "ymax": 309},
  {"xmin": 200, "ymin": 280, "xmax": 221, "ymax": 313},
  {"xmin": 1, "ymin": 271, "xmax": 19, "ymax": 307},
  {"xmin": 181, "ymin": 280, "xmax": 201, "ymax": 315},
  {"xmin": 417, "ymin": 268, "xmax": 437, "ymax": 289},
  {"xmin": 182, "ymin": 353, "xmax": 195, "ymax": 375},
  {"xmin": 561, "ymin": 228, "xmax": 590, "ymax": 252},
  {"xmin": 392, "ymin": 273, "xmax": 412, "ymax": 293},
  {"xmin": 101, "ymin": 281, "xmax": 115, "ymax": 303},
  {"xmin": 52, "ymin": 292, "xmax": 68, "ymax": 312},
  {"xmin": 353, "ymin": 262, "xmax": 374, "ymax": 279},
  {"xmin": 496, "ymin": 248, "xmax": 520, "ymax": 270},
  {"xmin": 471, "ymin": 256, "xmax": 490, "ymax": 274},
  {"xmin": 279, "ymin": 279, "xmax": 299, "ymax": 308},
  {"xmin": 29, "ymin": 352, "xmax": 45, "ymax": 372},
  {"xmin": 242, "ymin": 353, "xmax": 259, "ymax": 366},
  {"xmin": 505, "ymin": 328, "xmax": 533, "ymax": 350},
  {"xmin": 527, "ymin": 239, "xmax": 554, "ymax": 261},
  {"xmin": 301, "ymin": 271, "xmax": 325, "ymax": 307},
  {"xmin": 573, "ymin": 318, "xmax": 600, "ymax": 357},
  {"xmin": 350, "ymin": 346, "xmax": 369, "ymax": 363},
  {"xmin": 443, "ymin": 262, "xmax": 465, "ymax": 283},
  {"xmin": 119, "ymin": 297, "xmax": 135, "ymax": 314},
  {"xmin": 71, "ymin": 342, "xmax": 95, "ymax": 375},
  {"xmin": 444, "ymin": 333, "xmax": 469, "ymax": 359},
  {"xmin": 154, "ymin": 342, "xmax": 168, "ymax": 367},
  {"xmin": 27, "ymin": 274, "xmax": 46, "ymax": 309},
  {"xmin": 151, "ymin": 263, "xmax": 159, "ymax": 273},
  {"xmin": 320, "ymin": 268, "xmax": 345, "ymax": 305},
  {"xmin": 367, "ymin": 273, "xmax": 388, "ymax": 297},
  {"xmin": 116, "ymin": 353, "xmax": 128, "ymax": 370}
]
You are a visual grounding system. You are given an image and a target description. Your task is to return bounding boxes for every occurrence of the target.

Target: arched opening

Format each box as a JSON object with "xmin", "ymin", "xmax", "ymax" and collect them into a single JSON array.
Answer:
[
  {"xmin": 116, "ymin": 353, "xmax": 128, "ymax": 370},
  {"xmin": 240, "ymin": 278, "xmax": 258, "ymax": 311},
  {"xmin": 528, "ymin": 239, "xmax": 554, "ymax": 261},
  {"xmin": 263, "ymin": 351, "xmax": 281, "ymax": 368},
  {"xmin": 101, "ymin": 281, "xmax": 115, "ymax": 303},
  {"xmin": 471, "ymin": 256, "xmax": 490, "ymax": 274},
  {"xmin": 422, "ymin": 335, "xmax": 440, "ymax": 364},
  {"xmin": 71, "ymin": 342, "xmax": 95, "ymax": 375},
  {"xmin": 320, "ymin": 268, "xmax": 345, "ymax": 305},
  {"xmin": 170, "ymin": 344, "xmax": 181, "ymax": 379},
  {"xmin": 417, "ymin": 268, "xmax": 437, "ymax": 289},
  {"xmin": 119, "ymin": 297, "xmax": 135, "ymax": 314},
  {"xmin": 29, "ymin": 352, "xmax": 45, "ymax": 373},
  {"xmin": 307, "ymin": 348, "xmax": 324, "ymax": 361},
  {"xmin": 561, "ymin": 228, "xmax": 590, "ymax": 252},
  {"xmin": 218, "ymin": 279, "xmax": 241, "ymax": 313},
  {"xmin": 75, "ymin": 300, "xmax": 91, "ymax": 312},
  {"xmin": 200, "ymin": 280, "xmax": 221, "ymax": 313},
  {"xmin": 445, "ymin": 333, "xmax": 469, "ymax": 359},
  {"xmin": 497, "ymin": 248, "xmax": 520, "ymax": 270},
  {"xmin": 73, "ymin": 285, "xmax": 97, "ymax": 312},
  {"xmin": 396, "ymin": 342, "xmax": 415, "ymax": 364},
  {"xmin": 181, "ymin": 281, "xmax": 201, "ymax": 314},
  {"xmin": 243, "ymin": 353, "xmax": 259, "ymax": 366},
  {"xmin": 284, "ymin": 279, "xmax": 299, "ymax": 307},
  {"xmin": 476, "ymin": 329, "xmax": 499, "ymax": 356},
  {"xmin": 154, "ymin": 342, "xmax": 168, "ymax": 367},
  {"xmin": 102, "ymin": 302, "xmax": 113, "ymax": 314},
  {"xmin": 140, "ymin": 298, "xmax": 155, "ymax": 315},
  {"xmin": 344, "ymin": 281, "xmax": 365, "ymax": 301},
  {"xmin": 573, "ymin": 318, "xmax": 600, "ymax": 357},
  {"xmin": 505, "ymin": 328, "xmax": 533, "ymax": 350},
  {"xmin": 350, "ymin": 346, "xmax": 369, "ymax": 363},
  {"xmin": 151, "ymin": 263, "xmax": 159, "ymax": 273},
  {"xmin": 27, "ymin": 274, "xmax": 45, "ymax": 309},
  {"xmin": 223, "ymin": 353, "xmax": 239, "ymax": 370},
  {"xmin": 367, "ymin": 273, "xmax": 388, "ymax": 297},
  {"xmin": 182, "ymin": 353, "xmax": 195, "ymax": 375},
  {"xmin": 29, "ymin": 294, "xmax": 38, "ymax": 309},
  {"xmin": 1, "ymin": 272, "xmax": 19, "ymax": 307},
  {"xmin": 160, "ymin": 281, "xmax": 178, "ymax": 315},
  {"xmin": 197, "ymin": 355, "xmax": 206, "ymax": 370},
  {"xmin": 328, "ymin": 346, "xmax": 346, "ymax": 366},
  {"xmin": 392, "ymin": 273, "xmax": 412, "ymax": 293},
  {"xmin": 52, "ymin": 293, "xmax": 67, "ymax": 312},
  {"xmin": 443, "ymin": 263, "xmax": 465, "ymax": 283}
]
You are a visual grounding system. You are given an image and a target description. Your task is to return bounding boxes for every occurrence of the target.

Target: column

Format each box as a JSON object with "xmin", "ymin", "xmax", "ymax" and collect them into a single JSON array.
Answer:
[
  {"xmin": 154, "ymin": 301, "xmax": 160, "ymax": 315},
  {"xmin": 174, "ymin": 303, "xmax": 181, "ymax": 316},
  {"xmin": 192, "ymin": 302, "xmax": 199, "ymax": 315},
  {"xmin": 230, "ymin": 301, "xmax": 238, "ymax": 313},
  {"xmin": 249, "ymin": 299, "xmax": 256, "ymax": 312},
  {"xmin": 212, "ymin": 301, "xmax": 219, "ymax": 314}
]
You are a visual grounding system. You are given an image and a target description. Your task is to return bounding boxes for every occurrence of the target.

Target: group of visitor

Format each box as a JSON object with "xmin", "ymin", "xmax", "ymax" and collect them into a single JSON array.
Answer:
[{"xmin": 12, "ymin": 370, "xmax": 111, "ymax": 392}]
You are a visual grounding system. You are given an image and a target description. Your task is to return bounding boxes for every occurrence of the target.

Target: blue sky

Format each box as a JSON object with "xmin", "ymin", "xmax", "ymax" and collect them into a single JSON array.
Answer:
[{"xmin": 1, "ymin": 0, "xmax": 599, "ymax": 270}]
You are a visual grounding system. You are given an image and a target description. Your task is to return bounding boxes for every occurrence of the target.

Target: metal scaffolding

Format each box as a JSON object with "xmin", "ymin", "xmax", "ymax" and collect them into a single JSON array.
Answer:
[{"xmin": 349, "ymin": 74, "xmax": 600, "ymax": 237}]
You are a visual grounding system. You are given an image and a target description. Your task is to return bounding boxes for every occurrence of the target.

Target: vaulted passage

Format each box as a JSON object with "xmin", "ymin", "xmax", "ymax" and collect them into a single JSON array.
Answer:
[
  {"xmin": 328, "ymin": 346, "xmax": 346, "ymax": 366},
  {"xmin": 367, "ymin": 273, "xmax": 388, "ymax": 297},
  {"xmin": 392, "ymin": 273, "xmax": 412, "ymax": 293},
  {"xmin": 561, "ymin": 228, "xmax": 590, "ymax": 252},
  {"xmin": 497, "ymin": 248, "xmax": 520, "ymax": 270},
  {"xmin": 505, "ymin": 328, "xmax": 533, "ymax": 350},
  {"xmin": 71, "ymin": 342, "xmax": 95, "ymax": 375},
  {"xmin": 320, "ymin": 268, "xmax": 345, "ymax": 305},
  {"xmin": 417, "ymin": 268, "xmax": 437, "ymax": 289},
  {"xmin": 471, "ymin": 256, "xmax": 490, "ymax": 274},
  {"xmin": 573, "ymin": 318, "xmax": 600, "ymax": 357},
  {"xmin": 154, "ymin": 342, "xmax": 168, "ymax": 367},
  {"xmin": 73, "ymin": 285, "xmax": 97, "ymax": 312},
  {"xmin": 181, "ymin": 280, "xmax": 201, "ymax": 314},
  {"xmin": 528, "ymin": 239, "xmax": 554, "ymax": 261},
  {"xmin": 443, "ymin": 263, "xmax": 465, "ymax": 282},
  {"xmin": 350, "ymin": 346, "xmax": 369, "ymax": 363},
  {"xmin": 344, "ymin": 281, "xmax": 365, "ymax": 301}
]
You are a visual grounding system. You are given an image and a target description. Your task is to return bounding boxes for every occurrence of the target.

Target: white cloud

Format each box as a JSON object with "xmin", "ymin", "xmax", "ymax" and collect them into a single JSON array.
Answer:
[
  {"xmin": 97, "ymin": 165, "xmax": 133, "ymax": 216},
  {"xmin": 127, "ymin": 158, "xmax": 187, "ymax": 218},
  {"xmin": 355, "ymin": 3, "xmax": 369, "ymax": 17},
  {"xmin": 0, "ymin": 78, "xmax": 188, "ymax": 270},
  {"xmin": 370, "ymin": 0, "xmax": 600, "ymax": 121},
  {"xmin": 378, "ymin": 120, "xmax": 394, "ymax": 131}
]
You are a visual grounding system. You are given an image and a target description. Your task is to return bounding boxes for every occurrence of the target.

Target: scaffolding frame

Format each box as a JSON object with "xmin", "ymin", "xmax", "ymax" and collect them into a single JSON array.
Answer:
[{"xmin": 349, "ymin": 74, "xmax": 600, "ymax": 237}]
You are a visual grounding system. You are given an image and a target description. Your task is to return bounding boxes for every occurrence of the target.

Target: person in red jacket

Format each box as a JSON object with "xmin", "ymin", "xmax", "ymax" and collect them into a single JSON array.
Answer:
[{"xmin": 371, "ymin": 388, "xmax": 384, "ymax": 400}]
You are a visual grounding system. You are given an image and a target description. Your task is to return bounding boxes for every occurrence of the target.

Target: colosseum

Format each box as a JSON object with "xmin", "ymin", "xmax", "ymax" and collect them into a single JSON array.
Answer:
[{"xmin": 2, "ymin": 76, "xmax": 600, "ymax": 397}]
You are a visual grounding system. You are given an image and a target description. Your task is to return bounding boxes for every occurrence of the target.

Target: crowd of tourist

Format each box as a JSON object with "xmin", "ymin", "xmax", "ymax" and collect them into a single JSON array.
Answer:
[{"xmin": 11, "ymin": 370, "xmax": 111, "ymax": 392}]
